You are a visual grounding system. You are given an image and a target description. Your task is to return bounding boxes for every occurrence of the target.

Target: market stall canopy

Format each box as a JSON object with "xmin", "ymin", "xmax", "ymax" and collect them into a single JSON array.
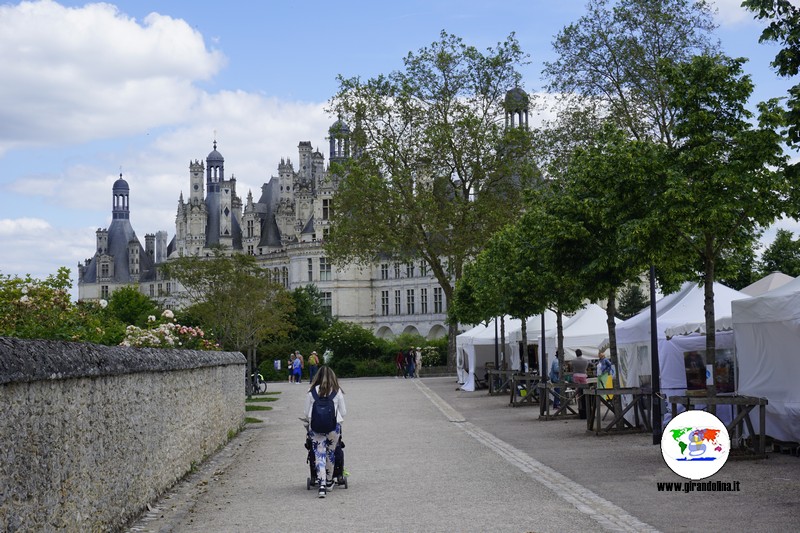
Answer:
[
  {"xmin": 732, "ymin": 275, "xmax": 800, "ymax": 442},
  {"xmin": 740, "ymin": 271, "xmax": 794, "ymax": 297}
]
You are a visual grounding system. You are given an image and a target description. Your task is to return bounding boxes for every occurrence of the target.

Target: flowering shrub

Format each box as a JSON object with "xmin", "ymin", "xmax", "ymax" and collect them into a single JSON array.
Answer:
[
  {"xmin": 120, "ymin": 310, "xmax": 220, "ymax": 350},
  {"xmin": 0, "ymin": 268, "xmax": 105, "ymax": 342}
]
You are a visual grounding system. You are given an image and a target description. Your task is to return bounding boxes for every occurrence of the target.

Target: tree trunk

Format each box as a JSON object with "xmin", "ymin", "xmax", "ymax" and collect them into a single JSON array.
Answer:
[
  {"xmin": 556, "ymin": 309, "xmax": 564, "ymax": 373},
  {"xmin": 447, "ymin": 322, "xmax": 458, "ymax": 371},
  {"xmin": 606, "ymin": 289, "xmax": 624, "ymax": 429}
]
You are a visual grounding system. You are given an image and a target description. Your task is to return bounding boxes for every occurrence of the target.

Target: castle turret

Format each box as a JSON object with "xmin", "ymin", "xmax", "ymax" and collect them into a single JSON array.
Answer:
[{"xmin": 112, "ymin": 174, "xmax": 130, "ymax": 220}]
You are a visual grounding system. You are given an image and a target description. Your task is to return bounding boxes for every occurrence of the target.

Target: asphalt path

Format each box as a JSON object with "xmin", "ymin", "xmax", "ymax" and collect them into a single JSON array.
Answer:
[{"xmin": 128, "ymin": 376, "xmax": 800, "ymax": 533}]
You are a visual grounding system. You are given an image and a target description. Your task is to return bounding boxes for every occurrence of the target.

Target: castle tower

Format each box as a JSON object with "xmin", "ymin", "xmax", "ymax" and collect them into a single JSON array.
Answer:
[
  {"xmin": 206, "ymin": 140, "xmax": 224, "ymax": 193},
  {"xmin": 190, "ymin": 160, "xmax": 204, "ymax": 204},
  {"xmin": 112, "ymin": 174, "xmax": 130, "ymax": 220},
  {"xmin": 328, "ymin": 117, "xmax": 351, "ymax": 164},
  {"xmin": 504, "ymin": 87, "xmax": 529, "ymax": 130}
]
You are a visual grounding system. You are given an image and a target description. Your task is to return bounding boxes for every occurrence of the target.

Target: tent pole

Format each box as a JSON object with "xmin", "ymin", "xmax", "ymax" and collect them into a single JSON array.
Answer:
[
  {"xmin": 650, "ymin": 265, "xmax": 663, "ymax": 444},
  {"xmin": 540, "ymin": 313, "xmax": 547, "ymax": 416},
  {"xmin": 494, "ymin": 317, "xmax": 499, "ymax": 370}
]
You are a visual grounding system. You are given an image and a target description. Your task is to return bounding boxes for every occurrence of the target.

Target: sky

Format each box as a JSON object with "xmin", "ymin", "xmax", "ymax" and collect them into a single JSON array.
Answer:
[{"xmin": 0, "ymin": 0, "xmax": 797, "ymax": 298}]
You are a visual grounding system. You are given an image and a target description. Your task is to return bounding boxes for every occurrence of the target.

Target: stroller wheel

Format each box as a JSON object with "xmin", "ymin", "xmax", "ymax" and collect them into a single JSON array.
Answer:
[{"xmin": 307, "ymin": 477, "xmax": 312, "ymax": 490}]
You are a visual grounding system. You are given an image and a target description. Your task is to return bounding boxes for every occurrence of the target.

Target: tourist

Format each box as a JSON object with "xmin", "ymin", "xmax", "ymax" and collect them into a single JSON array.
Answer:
[
  {"xmin": 304, "ymin": 366, "xmax": 346, "ymax": 498},
  {"xmin": 415, "ymin": 347, "xmax": 422, "ymax": 378},
  {"xmin": 295, "ymin": 350, "xmax": 305, "ymax": 382},
  {"xmin": 308, "ymin": 351, "xmax": 320, "ymax": 384},
  {"xmin": 571, "ymin": 349, "xmax": 589, "ymax": 419},
  {"xmin": 288, "ymin": 353, "xmax": 296, "ymax": 383},
  {"xmin": 292, "ymin": 353, "xmax": 302, "ymax": 384},
  {"xmin": 395, "ymin": 350, "xmax": 405, "ymax": 378}
]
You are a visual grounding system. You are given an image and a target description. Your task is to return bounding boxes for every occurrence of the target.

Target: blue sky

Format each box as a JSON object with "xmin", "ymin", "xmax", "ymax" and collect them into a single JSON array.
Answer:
[{"xmin": 0, "ymin": 0, "xmax": 796, "ymax": 297}]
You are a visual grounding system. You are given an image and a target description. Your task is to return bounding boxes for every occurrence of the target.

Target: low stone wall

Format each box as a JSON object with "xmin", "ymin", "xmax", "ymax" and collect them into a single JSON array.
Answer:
[{"xmin": 0, "ymin": 337, "xmax": 246, "ymax": 532}]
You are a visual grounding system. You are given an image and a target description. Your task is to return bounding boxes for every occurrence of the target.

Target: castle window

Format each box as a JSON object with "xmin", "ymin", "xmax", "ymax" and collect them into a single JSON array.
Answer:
[
  {"xmin": 100, "ymin": 263, "xmax": 109, "ymax": 278},
  {"xmin": 166, "ymin": 282, "xmax": 171, "ymax": 295},
  {"xmin": 247, "ymin": 245, "xmax": 254, "ymax": 255},
  {"xmin": 319, "ymin": 257, "xmax": 331, "ymax": 281},
  {"xmin": 149, "ymin": 284, "xmax": 154, "ymax": 297},
  {"xmin": 158, "ymin": 283, "xmax": 163, "ymax": 296},
  {"xmin": 407, "ymin": 289, "xmax": 415, "ymax": 315},
  {"xmin": 406, "ymin": 262, "xmax": 415, "ymax": 278},
  {"xmin": 381, "ymin": 290, "xmax": 389, "ymax": 316},
  {"xmin": 247, "ymin": 220, "xmax": 254, "ymax": 238},
  {"xmin": 322, "ymin": 199, "xmax": 331, "ymax": 220},
  {"xmin": 394, "ymin": 263, "xmax": 401, "ymax": 279},
  {"xmin": 308, "ymin": 258, "xmax": 313, "ymax": 282},
  {"xmin": 101, "ymin": 286, "xmax": 109, "ymax": 299},
  {"xmin": 420, "ymin": 261, "xmax": 428, "ymax": 276},
  {"xmin": 380, "ymin": 264, "xmax": 389, "ymax": 280},
  {"xmin": 434, "ymin": 287, "xmax": 444, "ymax": 314},
  {"xmin": 320, "ymin": 291, "xmax": 332, "ymax": 318},
  {"xmin": 282, "ymin": 267, "xmax": 289, "ymax": 288},
  {"xmin": 421, "ymin": 288, "xmax": 428, "ymax": 314},
  {"xmin": 394, "ymin": 290, "xmax": 401, "ymax": 315}
]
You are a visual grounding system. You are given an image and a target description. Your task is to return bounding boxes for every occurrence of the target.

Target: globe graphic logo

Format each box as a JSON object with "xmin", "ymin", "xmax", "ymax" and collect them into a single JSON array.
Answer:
[{"xmin": 660, "ymin": 410, "xmax": 730, "ymax": 480}]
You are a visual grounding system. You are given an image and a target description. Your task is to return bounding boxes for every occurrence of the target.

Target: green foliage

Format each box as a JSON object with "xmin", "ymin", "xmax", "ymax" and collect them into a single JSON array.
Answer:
[
  {"xmin": 106, "ymin": 285, "xmax": 160, "ymax": 328},
  {"xmin": 543, "ymin": 0, "xmax": 717, "ymax": 148},
  {"xmin": 616, "ymin": 282, "xmax": 650, "ymax": 320},
  {"xmin": 160, "ymin": 250, "xmax": 295, "ymax": 352},
  {"xmin": 318, "ymin": 320, "xmax": 383, "ymax": 361},
  {"xmin": 288, "ymin": 285, "xmax": 331, "ymax": 342},
  {"xmin": 0, "ymin": 268, "xmax": 124, "ymax": 343},
  {"xmin": 760, "ymin": 229, "xmax": 800, "ymax": 277},
  {"xmin": 326, "ymin": 31, "xmax": 537, "ymax": 368},
  {"xmin": 743, "ymin": 0, "xmax": 800, "ymax": 146}
]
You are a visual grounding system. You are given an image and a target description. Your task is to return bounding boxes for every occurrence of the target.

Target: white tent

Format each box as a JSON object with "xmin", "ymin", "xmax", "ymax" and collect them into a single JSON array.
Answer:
[
  {"xmin": 538, "ymin": 304, "xmax": 618, "ymax": 368},
  {"xmin": 456, "ymin": 316, "xmax": 520, "ymax": 390},
  {"xmin": 660, "ymin": 330, "xmax": 737, "ymax": 426},
  {"xmin": 740, "ymin": 271, "xmax": 793, "ymax": 297},
  {"xmin": 732, "ymin": 275, "xmax": 800, "ymax": 442},
  {"xmin": 457, "ymin": 311, "xmax": 557, "ymax": 391},
  {"xmin": 616, "ymin": 281, "xmax": 749, "ymax": 389}
]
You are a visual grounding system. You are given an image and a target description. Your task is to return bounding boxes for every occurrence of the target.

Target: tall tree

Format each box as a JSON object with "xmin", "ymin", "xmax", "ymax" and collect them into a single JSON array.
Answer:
[
  {"xmin": 326, "ymin": 32, "xmax": 538, "ymax": 368},
  {"xmin": 543, "ymin": 0, "xmax": 717, "ymax": 148},
  {"xmin": 661, "ymin": 54, "xmax": 789, "ymax": 398},
  {"xmin": 760, "ymin": 228, "xmax": 800, "ymax": 277},
  {"xmin": 160, "ymin": 250, "xmax": 295, "ymax": 394}
]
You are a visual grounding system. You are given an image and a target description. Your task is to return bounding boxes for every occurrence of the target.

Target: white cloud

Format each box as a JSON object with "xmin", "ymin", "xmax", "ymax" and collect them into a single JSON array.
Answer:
[
  {"xmin": 0, "ymin": 0, "xmax": 225, "ymax": 153},
  {"xmin": 709, "ymin": 0, "xmax": 756, "ymax": 26},
  {"xmin": 0, "ymin": 217, "xmax": 52, "ymax": 235}
]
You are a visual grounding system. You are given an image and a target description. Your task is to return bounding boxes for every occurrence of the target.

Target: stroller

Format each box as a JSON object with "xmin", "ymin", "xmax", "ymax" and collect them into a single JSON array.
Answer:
[{"xmin": 304, "ymin": 426, "xmax": 349, "ymax": 490}]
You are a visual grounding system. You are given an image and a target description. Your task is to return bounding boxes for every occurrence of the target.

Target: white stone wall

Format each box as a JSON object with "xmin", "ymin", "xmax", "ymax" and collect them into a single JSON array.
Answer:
[{"xmin": 0, "ymin": 338, "xmax": 245, "ymax": 532}]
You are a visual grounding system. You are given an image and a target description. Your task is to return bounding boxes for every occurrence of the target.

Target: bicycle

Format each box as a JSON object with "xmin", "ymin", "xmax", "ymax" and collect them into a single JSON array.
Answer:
[{"xmin": 250, "ymin": 372, "xmax": 267, "ymax": 394}]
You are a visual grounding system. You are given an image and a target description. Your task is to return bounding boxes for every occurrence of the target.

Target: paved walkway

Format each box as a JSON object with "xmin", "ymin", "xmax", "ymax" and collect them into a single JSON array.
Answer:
[{"xmin": 128, "ymin": 377, "xmax": 800, "ymax": 533}]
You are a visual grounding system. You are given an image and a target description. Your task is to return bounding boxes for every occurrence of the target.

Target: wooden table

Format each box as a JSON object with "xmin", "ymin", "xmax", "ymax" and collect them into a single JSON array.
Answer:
[
  {"xmin": 585, "ymin": 387, "xmax": 651, "ymax": 435},
  {"xmin": 538, "ymin": 381, "xmax": 594, "ymax": 420},
  {"xmin": 486, "ymin": 369, "xmax": 516, "ymax": 396},
  {"xmin": 508, "ymin": 373, "xmax": 543, "ymax": 407},
  {"xmin": 668, "ymin": 394, "xmax": 768, "ymax": 457}
]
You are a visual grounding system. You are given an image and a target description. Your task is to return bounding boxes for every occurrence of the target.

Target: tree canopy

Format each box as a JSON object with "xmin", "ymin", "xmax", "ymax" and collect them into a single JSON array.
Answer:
[
  {"xmin": 325, "ymin": 32, "xmax": 539, "ymax": 367},
  {"xmin": 160, "ymin": 250, "xmax": 295, "ymax": 391}
]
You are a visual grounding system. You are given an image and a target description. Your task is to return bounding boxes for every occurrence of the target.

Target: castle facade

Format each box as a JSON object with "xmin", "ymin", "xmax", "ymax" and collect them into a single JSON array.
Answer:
[{"xmin": 78, "ymin": 119, "xmax": 449, "ymax": 339}]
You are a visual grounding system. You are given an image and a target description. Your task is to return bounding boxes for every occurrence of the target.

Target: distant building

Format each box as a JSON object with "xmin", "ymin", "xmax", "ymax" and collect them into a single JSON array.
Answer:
[
  {"xmin": 78, "ymin": 120, "xmax": 450, "ymax": 339},
  {"xmin": 77, "ymin": 175, "xmax": 167, "ymax": 300}
]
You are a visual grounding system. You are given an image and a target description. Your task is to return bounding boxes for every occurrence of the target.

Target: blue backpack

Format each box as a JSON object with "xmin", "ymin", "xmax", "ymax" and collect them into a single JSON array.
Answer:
[{"xmin": 310, "ymin": 388, "xmax": 337, "ymax": 433}]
